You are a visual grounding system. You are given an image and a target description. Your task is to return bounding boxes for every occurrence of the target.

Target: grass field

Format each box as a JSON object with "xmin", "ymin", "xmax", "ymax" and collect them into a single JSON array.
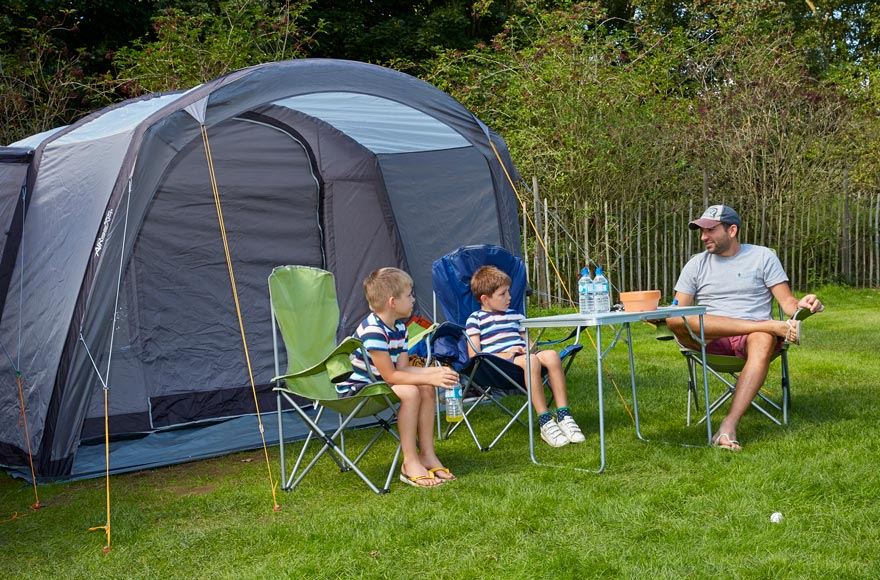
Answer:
[{"xmin": 2, "ymin": 285, "xmax": 878, "ymax": 578}]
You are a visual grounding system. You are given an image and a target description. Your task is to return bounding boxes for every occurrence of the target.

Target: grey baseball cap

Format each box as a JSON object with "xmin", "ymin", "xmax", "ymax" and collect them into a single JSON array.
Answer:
[{"xmin": 689, "ymin": 204, "xmax": 741, "ymax": 229}]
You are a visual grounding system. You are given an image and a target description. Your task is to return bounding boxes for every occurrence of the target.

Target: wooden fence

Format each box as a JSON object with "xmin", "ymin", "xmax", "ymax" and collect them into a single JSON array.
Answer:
[{"xmin": 523, "ymin": 184, "xmax": 880, "ymax": 308}]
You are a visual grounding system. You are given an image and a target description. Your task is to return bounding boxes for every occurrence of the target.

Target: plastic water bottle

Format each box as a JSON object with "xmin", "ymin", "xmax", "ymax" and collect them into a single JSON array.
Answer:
[
  {"xmin": 577, "ymin": 267, "xmax": 592, "ymax": 315},
  {"xmin": 593, "ymin": 266, "xmax": 611, "ymax": 313},
  {"xmin": 445, "ymin": 383, "xmax": 463, "ymax": 423}
]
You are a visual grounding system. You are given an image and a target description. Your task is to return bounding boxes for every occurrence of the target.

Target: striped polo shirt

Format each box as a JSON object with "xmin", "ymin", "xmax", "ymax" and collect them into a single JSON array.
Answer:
[
  {"xmin": 338, "ymin": 312, "xmax": 408, "ymax": 393},
  {"xmin": 465, "ymin": 309, "xmax": 526, "ymax": 354}
]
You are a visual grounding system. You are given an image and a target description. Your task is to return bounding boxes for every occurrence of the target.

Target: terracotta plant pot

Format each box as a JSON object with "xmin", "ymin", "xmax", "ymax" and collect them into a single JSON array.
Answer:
[{"xmin": 619, "ymin": 290, "xmax": 661, "ymax": 312}]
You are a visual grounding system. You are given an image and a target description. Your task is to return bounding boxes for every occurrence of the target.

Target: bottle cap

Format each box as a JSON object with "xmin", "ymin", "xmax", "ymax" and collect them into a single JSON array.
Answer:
[
  {"xmin": 595, "ymin": 266, "xmax": 604, "ymax": 275},
  {"xmin": 581, "ymin": 267, "xmax": 588, "ymax": 276}
]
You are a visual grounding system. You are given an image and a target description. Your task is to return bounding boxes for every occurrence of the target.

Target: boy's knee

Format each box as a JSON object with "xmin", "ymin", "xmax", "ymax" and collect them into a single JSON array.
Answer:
[{"xmin": 392, "ymin": 384, "xmax": 419, "ymax": 402}]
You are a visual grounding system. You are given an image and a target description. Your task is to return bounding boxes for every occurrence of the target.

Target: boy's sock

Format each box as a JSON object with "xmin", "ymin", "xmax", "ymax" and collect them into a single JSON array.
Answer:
[
  {"xmin": 556, "ymin": 406, "xmax": 572, "ymax": 422},
  {"xmin": 538, "ymin": 411, "xmax": 554, "ymax": 426}
]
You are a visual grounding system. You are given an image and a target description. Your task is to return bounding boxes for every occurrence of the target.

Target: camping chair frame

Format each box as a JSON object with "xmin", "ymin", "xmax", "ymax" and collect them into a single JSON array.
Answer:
[
  {"xmin": 428, "ymin": 245, "xmax": 582, "ymax": 452},
  {"xmin": 444, "ymin": 336, "xmax": 580, "ymax": 452},
  {"xmin": 676, "ymin": 306, "xmax": 815, "ymax": 429},
  {"xmin": 683, "ymin": 348, "xmax": 790, "ymax": 427},
  {"xmin": 269, "ymin": 266, "xmax": 403, "ymax": 495}
]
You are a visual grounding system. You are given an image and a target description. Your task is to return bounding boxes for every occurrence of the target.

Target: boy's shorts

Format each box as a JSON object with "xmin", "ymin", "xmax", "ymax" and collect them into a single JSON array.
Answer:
[{"xmin": 706, "ymin": 335, "xmax": 784, "ymax": 359}]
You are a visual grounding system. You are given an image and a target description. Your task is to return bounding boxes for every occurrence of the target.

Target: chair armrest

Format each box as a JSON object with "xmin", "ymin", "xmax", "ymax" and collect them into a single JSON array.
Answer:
[
  {"xmin": 407, "ymin": 322, "xmax": 439, "ymax": 350},
  {"xmin": 272, "ymin": 336, "xmax": 362, "ymax": 385}
]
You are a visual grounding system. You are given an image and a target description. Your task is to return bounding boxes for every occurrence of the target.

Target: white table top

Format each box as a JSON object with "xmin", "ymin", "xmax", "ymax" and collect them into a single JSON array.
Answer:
[{"xmin": 521, "ymin": 305, "xmax": 707, "ymax": 328}]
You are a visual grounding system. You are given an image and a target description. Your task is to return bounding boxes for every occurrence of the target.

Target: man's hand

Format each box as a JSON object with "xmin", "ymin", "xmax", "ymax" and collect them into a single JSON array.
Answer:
[{"xmin": 797, "ymin": 294, "xmax": 824, "ymax": 313}]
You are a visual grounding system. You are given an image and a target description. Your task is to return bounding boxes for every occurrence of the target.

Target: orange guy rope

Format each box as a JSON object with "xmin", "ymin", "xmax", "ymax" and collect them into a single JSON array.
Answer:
[
  {"xmin": 14, "ymin": 373, "xmax": 40, "ymax": 509},
  {"xmin": 87, "ymin": 386, "xmax": 111, "ymax": 553},
  {"xmin": 200, "ymin": 125, "xmax": 280, "ymax": 512}
]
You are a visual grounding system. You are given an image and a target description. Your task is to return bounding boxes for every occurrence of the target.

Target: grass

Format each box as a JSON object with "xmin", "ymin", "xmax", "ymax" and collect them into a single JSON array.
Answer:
[{"xmin": 2, "ymin": 285, "xmax": 879, "ymax": 578}]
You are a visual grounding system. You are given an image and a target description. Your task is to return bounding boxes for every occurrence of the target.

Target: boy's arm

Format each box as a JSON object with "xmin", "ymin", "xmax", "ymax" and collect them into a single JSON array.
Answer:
[
  {"xmin": 369, "ymin": 350, "xmax": 458, "ymax": 387},
  {"xmin": 466, "ymin": 333, "xmax": 482, "ymax": 358}
]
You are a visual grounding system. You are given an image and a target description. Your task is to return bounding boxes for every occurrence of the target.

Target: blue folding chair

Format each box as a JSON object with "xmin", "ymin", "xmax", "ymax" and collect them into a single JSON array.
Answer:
[{"xmin": 426, "ymin": 245, "xmax": 583, "ymax": 451}]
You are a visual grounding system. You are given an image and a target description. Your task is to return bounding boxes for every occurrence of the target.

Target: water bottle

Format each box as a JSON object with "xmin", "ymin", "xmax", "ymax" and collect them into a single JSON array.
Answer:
[
  {"xmin": 577, "ymin": 267, "xmax": 592, "ymax": 315},
  {"xmin": 593, "ymin": 266, "xmax": 611, "ymax": 313},
  {"xmin": 445, "ymin": 383, "xmax": 463, "ymax": 423}
]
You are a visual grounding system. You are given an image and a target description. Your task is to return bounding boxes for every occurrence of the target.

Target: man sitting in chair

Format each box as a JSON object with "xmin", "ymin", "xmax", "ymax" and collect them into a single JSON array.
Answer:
[{"xmin": 666, "ymin": 204, "xmax": 823, "ymax": 451}]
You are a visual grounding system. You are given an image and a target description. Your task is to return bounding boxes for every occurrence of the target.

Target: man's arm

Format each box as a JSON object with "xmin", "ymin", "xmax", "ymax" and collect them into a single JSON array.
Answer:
[
  {"xmin": 673, "ymin": 291, "xmax": 695, "ymax": 307},
  {"xmin": 769, "ymin": 283, "xmax": 823, "ymax": 318}
]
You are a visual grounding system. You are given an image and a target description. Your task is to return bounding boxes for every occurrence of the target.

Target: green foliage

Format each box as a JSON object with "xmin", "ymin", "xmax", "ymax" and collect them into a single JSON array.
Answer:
[{"xmin": 112, "ymin": 0, "xmax": 319, "ymax": 94}]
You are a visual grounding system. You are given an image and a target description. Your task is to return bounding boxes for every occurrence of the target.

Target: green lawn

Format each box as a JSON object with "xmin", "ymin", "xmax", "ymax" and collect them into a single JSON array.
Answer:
[{"xmin": 2, "ymin": 285, "xmax": 878, "ymax": 578}]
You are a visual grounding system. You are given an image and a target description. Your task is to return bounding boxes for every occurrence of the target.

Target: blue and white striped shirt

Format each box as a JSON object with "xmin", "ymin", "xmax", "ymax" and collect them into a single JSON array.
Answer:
[
  {"xmin": 465, "ymin": 309, "xmax": 526, "ymax": 354},
  {"xmin": 338, "ymin": 312, "xmax": 407, "ymax": 394}
]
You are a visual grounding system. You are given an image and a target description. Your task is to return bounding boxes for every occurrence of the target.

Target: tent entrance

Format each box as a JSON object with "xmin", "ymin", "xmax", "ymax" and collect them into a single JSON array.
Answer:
[{"xmin": 80, "ymin": 116, "xmax": 323, "ymax": 440}]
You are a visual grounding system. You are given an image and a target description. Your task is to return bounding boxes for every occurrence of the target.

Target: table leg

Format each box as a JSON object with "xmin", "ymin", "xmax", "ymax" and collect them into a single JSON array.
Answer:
[
  {"xmin": 526, "ymin": 327, "xmax": 538, "ymax": 465},
  {"xmin": 699, "ymin": 314, "xmax": 712, "ymax": 444},
  {"xmin": 625, "ymin": 323, "xmax": 646, "ymax": 441},
  {"xmin": 596, "ymin": 324, "xmax": 606, "ymax": 473}
]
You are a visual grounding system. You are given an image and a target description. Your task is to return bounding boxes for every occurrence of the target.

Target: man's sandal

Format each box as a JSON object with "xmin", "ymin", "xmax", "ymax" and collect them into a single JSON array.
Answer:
[
  {"xmin": 712, "ymin": 432, "xmax": 742, "ymax": 452},
  {"xmin": 428, "ymin": 467, "xmax": 456, "ymax": 481},
  {"xmin": 784, "ymin": 319, "xmax": 801, "ymax": 346},
  {"xmin": 399, "ymin": 472, "xmax": 442, "ymax": 488}
]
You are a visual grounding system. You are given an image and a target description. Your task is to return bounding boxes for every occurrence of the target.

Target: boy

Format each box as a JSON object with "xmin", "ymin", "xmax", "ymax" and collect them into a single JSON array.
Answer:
[
  {"xmin": 465, "ymin": 265, "xmax": 585, "ymax": 447},
  {"xmin": 338, "ymin": 267, "xmax": 460, "ymax": 488}
]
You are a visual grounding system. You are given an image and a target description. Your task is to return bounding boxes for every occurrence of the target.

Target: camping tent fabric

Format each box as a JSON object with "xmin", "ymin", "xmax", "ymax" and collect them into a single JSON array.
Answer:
[{"xmin": 0, "ymin": 58, "xmax": 521, "ymax": 480}]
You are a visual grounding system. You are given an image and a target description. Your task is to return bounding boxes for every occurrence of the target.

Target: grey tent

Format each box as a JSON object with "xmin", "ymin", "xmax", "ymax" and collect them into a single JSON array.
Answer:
[{"xmin": 0, "ymin": 59, "xmax": 521, "ymax": 481}]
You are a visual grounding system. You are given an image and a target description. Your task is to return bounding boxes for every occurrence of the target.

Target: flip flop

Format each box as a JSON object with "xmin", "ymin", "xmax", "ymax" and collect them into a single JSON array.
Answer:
[
  {"xmin": 399, "ymin": 472, "xmax": 442, "ymax": 488},
  {"xmin": 712, "ymin": 432, "xmax": 742, "ymax": 452},
  {"xmin": 784, "ymin": 319, "xmax": 801, "ymax": 346},
  {"xmin": 428, "ymin": 467, "xmax": 456, "ymax": 481}
]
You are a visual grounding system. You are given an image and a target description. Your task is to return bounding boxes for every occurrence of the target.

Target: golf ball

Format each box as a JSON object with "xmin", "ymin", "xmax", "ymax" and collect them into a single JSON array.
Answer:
[{"xmin": 770, "ymin": 512, "xmax": 783, "ymax": 523}]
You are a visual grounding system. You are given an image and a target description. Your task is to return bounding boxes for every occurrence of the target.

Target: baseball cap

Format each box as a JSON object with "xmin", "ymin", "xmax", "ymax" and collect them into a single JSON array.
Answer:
[{"xmin": 689, "ymin": 204, "xmax": 741, "ymax": 230}]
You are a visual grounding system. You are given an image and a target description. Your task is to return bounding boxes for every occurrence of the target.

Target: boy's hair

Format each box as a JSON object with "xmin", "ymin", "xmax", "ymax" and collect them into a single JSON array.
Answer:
[
  {"xmin": 363, "ymin": 267, "xmax": 413, "ymax": 311},
  {"xmin": 470, "ymin": 265, "xmax": 511, "ymax": 300}
]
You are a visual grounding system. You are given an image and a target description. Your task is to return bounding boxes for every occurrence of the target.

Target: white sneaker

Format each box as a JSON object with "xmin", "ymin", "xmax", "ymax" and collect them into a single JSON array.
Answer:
[
  {"xmin": 557, "ymin": 416, "xmax": 586, "ymax": 443},
  {"xmin": 540, "ymin": 419, "xmax": 570, "ymax": 447}
]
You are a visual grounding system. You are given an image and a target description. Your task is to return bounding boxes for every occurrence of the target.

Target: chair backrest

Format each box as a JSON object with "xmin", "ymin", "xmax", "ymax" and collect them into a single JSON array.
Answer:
[
  {"xmin": 269, "ymin": 265, "xmax": 342, "ymax": 398},
  {"xmin": 432, "ymin": 244, "xmax": 527, "ymax": 325}
]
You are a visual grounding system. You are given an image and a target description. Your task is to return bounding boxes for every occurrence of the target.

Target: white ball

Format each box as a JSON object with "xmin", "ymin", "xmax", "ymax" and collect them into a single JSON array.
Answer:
[{"xmin": 770, "ymin": 512, "xmax": 783, "ymax": 523}]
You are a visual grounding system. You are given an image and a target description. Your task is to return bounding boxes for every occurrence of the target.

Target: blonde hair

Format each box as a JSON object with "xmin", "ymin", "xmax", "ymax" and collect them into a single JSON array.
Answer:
[
  {"xmin": 470, "ymin": 265, "xmax": 511, "ymax": 301},
  {"xmin": 363, "ymin": 267, "xmax": 413, "ymax": 311}
]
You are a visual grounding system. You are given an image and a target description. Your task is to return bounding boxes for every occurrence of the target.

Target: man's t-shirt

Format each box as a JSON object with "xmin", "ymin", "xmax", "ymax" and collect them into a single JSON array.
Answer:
[
  {"xmin": 674, "ymin": 244, "xmax": 788, "ymax": 321},
  {"xmin": 465, "ymin": 309, "xmax": 526, "ymax": 354}
]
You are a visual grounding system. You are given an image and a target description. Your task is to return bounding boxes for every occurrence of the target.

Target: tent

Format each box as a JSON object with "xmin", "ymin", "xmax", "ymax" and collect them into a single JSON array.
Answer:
[{"xmin": 0, "ymin": 59, "xmax": 521, "ymax": 481}]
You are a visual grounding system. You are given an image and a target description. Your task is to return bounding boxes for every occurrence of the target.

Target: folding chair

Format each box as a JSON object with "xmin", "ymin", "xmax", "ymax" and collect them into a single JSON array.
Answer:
[
  {"xmin": 427, "ymin": 245, "xmax": 583, "ymax": 451},
  {"xmin": 666, "ymin": 306, "xmax": 817, "ymax": 427},
  {"xmin": 269, "ymin": 266, "xmax": 401, "ymax": 494}
]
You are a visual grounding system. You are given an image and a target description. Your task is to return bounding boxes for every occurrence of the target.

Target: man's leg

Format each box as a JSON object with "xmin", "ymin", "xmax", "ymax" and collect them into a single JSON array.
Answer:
[
  {"xmin": 667, "ymin": 314, "xmax": 791, "ymax": 350},
  {"xmin": 715, "ymin": 332, "xmax": 777, "ymax": 445}
]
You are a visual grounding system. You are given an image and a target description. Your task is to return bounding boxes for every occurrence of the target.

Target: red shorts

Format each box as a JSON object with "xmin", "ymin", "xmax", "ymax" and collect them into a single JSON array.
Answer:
[{"xmin": 706, "ymin": 335, "xmax": 784, "ymax": 359}]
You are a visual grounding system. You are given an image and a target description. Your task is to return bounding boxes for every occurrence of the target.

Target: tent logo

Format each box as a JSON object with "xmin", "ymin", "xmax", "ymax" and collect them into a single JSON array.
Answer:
[{"xmin": 93, "ymin": 209, "xmax": 114, "ymax": 258}]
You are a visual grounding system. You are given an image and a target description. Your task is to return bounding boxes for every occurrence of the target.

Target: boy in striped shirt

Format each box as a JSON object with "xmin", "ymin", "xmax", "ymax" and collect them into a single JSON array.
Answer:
[
  {"xmin": 466, "ymin": 266, "xmax": 585, "ymax": 447},
  {"xmin": 339, "ymin": 267, "xmax": 460, "ymax": 488}
]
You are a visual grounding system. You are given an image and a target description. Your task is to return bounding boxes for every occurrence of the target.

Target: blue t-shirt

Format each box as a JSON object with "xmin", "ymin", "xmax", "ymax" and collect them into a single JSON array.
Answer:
[
  {"xmin": 465, "ymin": 309, "xmax": 526, "ymax": 354},
  {"xmin": 338, "ymin": 312, "xmax": 407, "ymax": 394}
]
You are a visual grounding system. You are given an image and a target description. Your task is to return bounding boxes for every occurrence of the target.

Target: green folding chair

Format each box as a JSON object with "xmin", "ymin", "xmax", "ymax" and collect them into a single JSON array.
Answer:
[
  {"xmin": 662, "ymin": 307, "xmax": 816, "ymax": 427},
  {"xmin": 269, "ymin": 266, "xmax": 401, "ymax": 494}
]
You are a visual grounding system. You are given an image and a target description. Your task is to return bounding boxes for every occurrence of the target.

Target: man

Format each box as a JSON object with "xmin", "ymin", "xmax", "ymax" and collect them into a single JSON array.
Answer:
[{"xmin": 666, "ymin": 204, "xmax": 823, "ymax": 451}]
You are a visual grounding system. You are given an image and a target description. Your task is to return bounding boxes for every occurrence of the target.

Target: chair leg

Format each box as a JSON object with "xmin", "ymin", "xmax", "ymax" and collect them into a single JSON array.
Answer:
[{"xmin": 279, "ymin": 392, "xmax": 398, "ymax": 495}]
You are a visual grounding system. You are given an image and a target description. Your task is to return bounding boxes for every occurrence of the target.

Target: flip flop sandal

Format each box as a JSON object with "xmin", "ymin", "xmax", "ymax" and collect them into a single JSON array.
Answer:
[
  {"xmin": 399, "ymin": 472, "xmax": 442, "ymax": 488},
  {"xmin": 784, "ymin": 319, "xmax": 801, "ymax": 345},
  {"xmin": 712, "ymin": 432, "xmax": 742, "ymax": 452},
  {"xmin": 428, "ymin": 467, "xmax": 456, "ymax": 481}
]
